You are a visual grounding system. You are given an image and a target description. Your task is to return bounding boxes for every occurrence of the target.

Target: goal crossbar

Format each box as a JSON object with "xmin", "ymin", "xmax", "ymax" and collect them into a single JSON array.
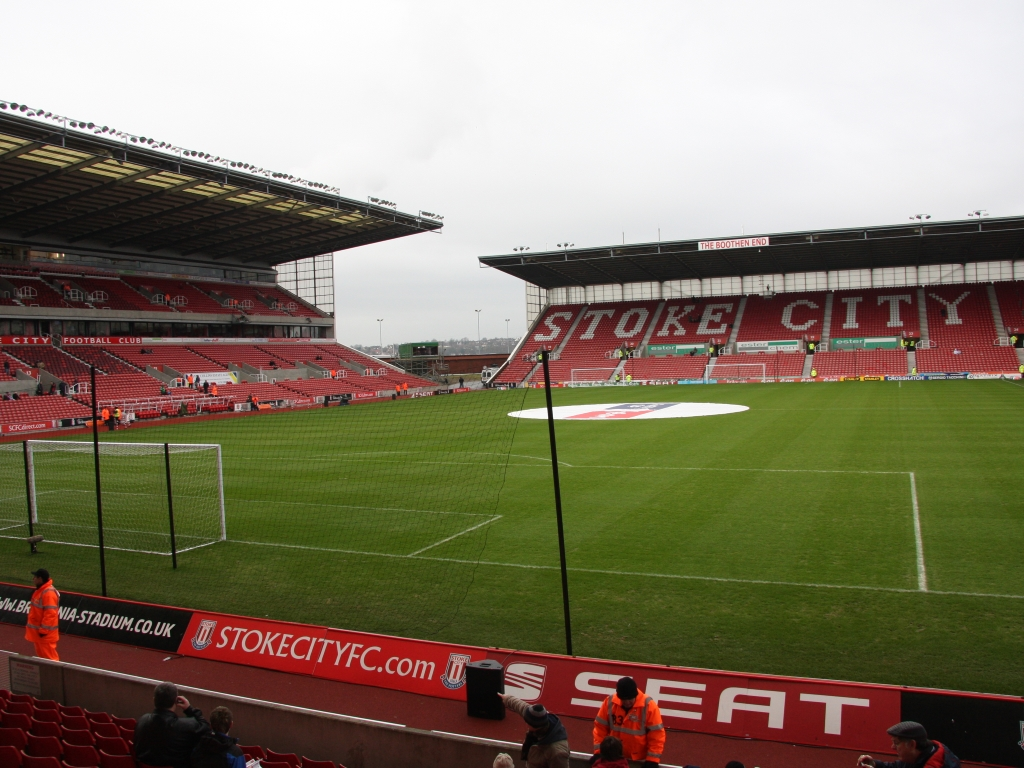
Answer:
[{"xmin": 709, "ymin": 362, "xmax": 768, "ymax": 382}]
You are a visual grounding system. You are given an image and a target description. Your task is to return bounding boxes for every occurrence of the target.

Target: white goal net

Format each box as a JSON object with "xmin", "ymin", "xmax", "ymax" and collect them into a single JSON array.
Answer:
[
  {"xmin": 0, "ymin": 441, "xmax": 225, "ymax": 556},
  {"xmin": 570, "ymin": 368, "xmax": 617, "ymax": 383},
  {"xmin": 708, "ymin": 362, "xmax": 767, "ymax": 382}
]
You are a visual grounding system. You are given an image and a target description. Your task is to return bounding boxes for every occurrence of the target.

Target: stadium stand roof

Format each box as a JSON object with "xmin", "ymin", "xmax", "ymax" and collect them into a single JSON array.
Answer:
[
  {"xmin": 0, "ymin": 107, "xmax": 442, "ymax": 270},
  {"xmin": 479, "ymin": 216, "xmax": 1024, "ymax": 289}
]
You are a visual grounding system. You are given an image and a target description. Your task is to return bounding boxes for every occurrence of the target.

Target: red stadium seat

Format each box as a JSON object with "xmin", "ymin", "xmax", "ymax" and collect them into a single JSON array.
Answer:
[
  {"xmin": 24, "ymin": 736, "xmax": 61, "ymax": 759},
  {"xmin": 27, "ymin": 706, "xmax": 54, "ymax": 715},
  {"xmin": 113, "ymin": 732, "xmax": 130, "ymax": 749},
  {"xmin": 91, "ymin": 741, "xmax": 126, "ymax": 758},
  {"xmin": 0, "ymin": 745, "xmax": 21, "ymax": 768},
  {"xmin": 83, "ymin": 728, "xmax": 113, "ymax": 743},
  {"xmin": 53, "ymin": 712, "xmax": 79, "ymax": 721},
  {"xmin": 259, "ymin": 761, "xmax": 291, "ymax": 768},
  {"xmin": 0, "ymin": 693, "xmax": 9, "ymax": 701},
  {"xmin": 97, "ymin": 754, "xmax": 134, "ymax": 768},
  {"xmin": 265, "ymin": 752, "xmax": 299, "ymax": 767},
  {"xmin": 20, "ymin": 757, "xmax": 60, "ymax": 768},
  {"xmin": 3, "ymin": 706, "xmax": 31, "ymax": 718},
  {"xmin": 301, "ymin": 758, "xmax": 336, "ymax": 768},
  {"xmin": 0, "ymin": 732, "xmax": 27, "ymax": 751},
  {"xmin": 26, "ymin": 715, "xmax": 55, "ymax": 727},
  {"xmin": 57, "ymin": 720, "xmax": 86, "ymax": 734},
  {"xmin": 0, "ymin": 716, "xmax": 31, "ymax": 732},
  {"xmin": 28, "ymin": 725, "xmax": 59, "ymax": 741},
  {"xmin": 57, "ymin": 732, "xmax": 92, "ymax": 749},
  {"xmin": 105, "ymin": 722, "xmax": 132, "ymax": 734},
  {"xmin": 239, "ymin": 747, "xmax": 264, "ymax": 760},
  {"xmin": 81, "ymin": 717, "xmax": 107, "ymax": 728},
  {"xmin": 7, "ymin": 698, "xmax": 31, "ymax": 706},
  {"xmin": 61, "ymin": 745, "xmax": 99, "ymax": 768}
]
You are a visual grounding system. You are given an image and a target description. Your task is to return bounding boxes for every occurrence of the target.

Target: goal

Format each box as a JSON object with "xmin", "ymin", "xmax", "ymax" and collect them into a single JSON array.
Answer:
[
  {"xmin": 708, "ymin": 361, "xmax": 767, "ymax": 382},
  {"xmin": 0, "ymin": 441, "xmax": 225, "ymax": 556},
  {"xmin": 570, "ymin": 368, "xmax": 617, "ymax": 383}
]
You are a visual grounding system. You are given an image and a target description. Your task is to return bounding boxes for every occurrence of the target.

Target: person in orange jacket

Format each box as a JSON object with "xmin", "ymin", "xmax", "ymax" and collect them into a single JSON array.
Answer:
[
  {"xmin": 592, "ymin": 677, "xmax": 665, "ymax": 767},
  {"xmin": 25, "ymin": 568, "xmax": 60, "ymax": 661}
]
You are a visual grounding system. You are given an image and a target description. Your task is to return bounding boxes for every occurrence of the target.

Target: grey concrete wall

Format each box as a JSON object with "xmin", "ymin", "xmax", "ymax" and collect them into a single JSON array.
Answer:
[{"xmin": 6, "ymin": 655, "xmax": 595, "ymax": 768}]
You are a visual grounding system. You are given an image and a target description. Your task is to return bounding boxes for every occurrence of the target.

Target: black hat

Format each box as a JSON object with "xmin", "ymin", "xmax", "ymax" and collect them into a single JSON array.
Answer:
[
  {"xmin": 616, "ymin": 677, "xmax": 638, "ymax": 700},
  {"xmin": 523, "ymin": 704, "xmax": 548, "ymax": 728},
  {"xmin": 31, "ymin": 568, "xmax": 50, "ymax": 580},
  {"xmin": 887, "ymin": 721, "xmax": 929, "ymax": 742}
]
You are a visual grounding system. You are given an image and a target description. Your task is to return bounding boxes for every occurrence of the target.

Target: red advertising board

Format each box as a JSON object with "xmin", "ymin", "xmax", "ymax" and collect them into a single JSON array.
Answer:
[
  {"xmin": 177, "ymin": 611, "xmax": 898, "ymax": 751},
  {"xmin": 61, "ymin": 336, "xmax": 144, "ymax": 345}
]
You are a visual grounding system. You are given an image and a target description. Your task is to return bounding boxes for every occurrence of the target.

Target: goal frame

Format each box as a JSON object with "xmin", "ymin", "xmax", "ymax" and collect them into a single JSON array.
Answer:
[
  {"xmin": 21, "ymin": 440, "xmax": 226, "ymax": 547},
  {"xmin": 569, "ymin": 367, "xmax": 618, "ymax": 383},
  {"xmin": 708, "ymin": 361, "xmax": 768, "ymax": 383}
]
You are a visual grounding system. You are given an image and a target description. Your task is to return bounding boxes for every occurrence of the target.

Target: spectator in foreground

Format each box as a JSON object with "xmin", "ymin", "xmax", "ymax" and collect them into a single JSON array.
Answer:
[
  {"xmin": 498, "ymin": 692, "xmax": 569, "ymax": 768},
  {"xmin": 592, "ymin": 677, "xmax": 665, "ymax": 767},
  {"xmin": 135, "ymin": 682, "xmax": 211, "ymax": 768},
  {"xmin": 857, "ymin": 721, "xmax": 960, "ymax": 767},
  {"xmin": 191, "ymin": 706, "xmax": 245, "ymax": 768},
  {"xmin": 725, "ymin": 762, "xmax": 744, "ymax": 768},
  {"xmin": 593, "ymin": 736, "xmax": 628, "ymax": 768},
  {"xmin": 493, "ymin": 754, "xmax": 515, "ymax": 768}
]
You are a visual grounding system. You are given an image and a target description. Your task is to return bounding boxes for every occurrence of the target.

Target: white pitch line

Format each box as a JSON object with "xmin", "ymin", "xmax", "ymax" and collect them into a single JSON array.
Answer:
[
  {"xmin": 227, "ymin": 540, "xmax": 1024, "ymax": 601},
  {"xmin": 909, "ymin": 472, "xmax": 927, "ymax": 591},
  {"xmin": 226, "ymin": 498, "xmax": 490, "ymax": 518},
  {"xmin": 407, "ymin": 515, "xmax": 503, "ymax": 557}
]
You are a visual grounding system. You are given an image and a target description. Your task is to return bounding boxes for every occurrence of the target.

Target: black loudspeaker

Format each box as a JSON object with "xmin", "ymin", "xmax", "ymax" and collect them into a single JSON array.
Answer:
[{"xmin": 466, "ymin": 659, "xmax": 505, "ymax": 719}]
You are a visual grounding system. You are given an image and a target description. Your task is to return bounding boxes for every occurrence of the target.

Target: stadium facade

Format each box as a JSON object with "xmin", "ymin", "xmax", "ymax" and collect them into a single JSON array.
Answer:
[{"xmin": 479, "ymin": 217, "xmax": 1024, "ymax": 384}]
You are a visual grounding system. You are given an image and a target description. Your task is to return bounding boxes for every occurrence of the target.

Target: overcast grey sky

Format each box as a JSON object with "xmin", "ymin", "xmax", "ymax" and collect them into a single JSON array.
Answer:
[{"xmin": 3, "ymin": 2, "xmax": 1022, "ymax": 346}]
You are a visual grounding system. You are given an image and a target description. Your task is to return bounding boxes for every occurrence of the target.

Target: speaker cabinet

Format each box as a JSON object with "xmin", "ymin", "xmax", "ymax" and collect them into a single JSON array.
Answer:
[{"xmin": 466, "ymin": 659, "xmax": 505, "ymax": 719}]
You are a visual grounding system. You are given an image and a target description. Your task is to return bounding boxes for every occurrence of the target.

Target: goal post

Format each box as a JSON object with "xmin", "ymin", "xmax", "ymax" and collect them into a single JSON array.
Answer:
[
  {"xmin": 708, "ymin": 361, "xmax": 768, "ymax": 382},
  {"xmin": 0, "ymin": 440, "xmax": 225, "ymax": 556},
  {"xmin": 570, "ymin": 368, "xmax": 617, "ymax": 383}
]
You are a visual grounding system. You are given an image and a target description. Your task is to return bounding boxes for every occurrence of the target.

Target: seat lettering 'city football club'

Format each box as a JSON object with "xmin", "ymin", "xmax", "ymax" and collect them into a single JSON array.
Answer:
[
  {"xmin": 191, "ymin": 619, "xmax": 217, "ymax": 651},
  {"xmin": 441, "ymin": 653, "xmax": 471, "ymax": 689}
]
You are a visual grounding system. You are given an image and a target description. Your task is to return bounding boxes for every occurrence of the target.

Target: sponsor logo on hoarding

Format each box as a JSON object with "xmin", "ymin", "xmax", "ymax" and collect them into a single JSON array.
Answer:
[
  {"xmin": 191, "ymin": 619, "xmax": 218, "ymax": 650},
  {"xmin": 441, "ymin": 653, "xmax": 471, "ymax": 689},
  {"xmin": 698, "ymin": 237, "xmax": 769, "ymax": 251},
  {"xmin": 504, "ymin": 662, "xmax": 547, "ymax": 701},
  {"xmin": 1, "ymin": 422, "xmax": 52, "ymax": 434}
]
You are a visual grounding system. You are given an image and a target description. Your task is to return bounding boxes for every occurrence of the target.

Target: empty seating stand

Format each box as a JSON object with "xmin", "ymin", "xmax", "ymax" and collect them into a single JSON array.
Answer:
[
  {"xmin": 0, "ymin": 396, "xmax": 92, "ymax": 427},
  {"xmin": 63, "ymin": 348, "xmax": 141, "ymax": 376},
  {"xmin": 811, "ymin": 350, "xmax": 908, "ymax": 378},
  {"xmin": 188, "ymin": 345, "xmax": 294, "ymax": 371},
  {"xmin": 4, "ymin": 346, "xmax": 91, "ymax": 381},
  {"xmin": 495, "ymin": 305, "xmax": 583, "ymax": 384},
  {"xmin": 107, "ymin": 346, "xmax": 228, "ymax": 376},
  {"xmin": 830, "ymin": 288, "xmax": 921, "ymax": 339},
  {"xmin": 623, "ymin": 355, "xmax": 709, "ymax": 381},
  {"xmin": 918, "ymin": 284, "xmax": 1019, "ymax": 373},
  {"xmin": 735, "ymin": 292, "xmax": 827, "ymax": 342}
]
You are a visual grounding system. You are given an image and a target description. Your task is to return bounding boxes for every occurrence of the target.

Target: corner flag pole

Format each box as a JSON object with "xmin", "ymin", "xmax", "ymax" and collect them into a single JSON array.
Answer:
[
  {"xmin": 90, "ymin": 365, "xmax": 107, "ymax": 596},
  {"xmin": 540, "ymin": 350, "xmax": 573, "ymax": 656}
]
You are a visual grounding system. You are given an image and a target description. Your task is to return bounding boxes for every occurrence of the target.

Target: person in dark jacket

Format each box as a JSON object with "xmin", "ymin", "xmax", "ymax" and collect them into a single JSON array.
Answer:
[
  {"xmin": 191, "ymin": 706, "xmax": 245, "ymax": 768},
  {"xmin": 135, "ymin": 682, "xmax": 211, "ymax": 768},
  {"xmin": 857, "ymin": 721, "xmax": 960, "ymax": 768},
  {"xmin": 498, "ymin": 692, "xmax": 569, "ymax": 768}
]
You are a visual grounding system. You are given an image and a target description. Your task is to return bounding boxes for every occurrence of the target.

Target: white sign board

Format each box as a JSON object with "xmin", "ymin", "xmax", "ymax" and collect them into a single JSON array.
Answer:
[
  {"xmin": 698, "ymin": 237, "xmax": 769, "ymax": 251},
  {"xmin": 10, "ymin": 660, "xmax": 41, "ymax": 697}
]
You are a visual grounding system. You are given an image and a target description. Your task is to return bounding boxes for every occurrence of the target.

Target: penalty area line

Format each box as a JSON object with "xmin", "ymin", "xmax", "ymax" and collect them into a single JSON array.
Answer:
[
  {"xmin": 407, "ymin": 515, "xmax": 503, "ymax": 557},
  {"xmin": 909, "ymin": 472, "xmax": 927, "ymax": 591},
  {"xmin": 227, "ymin": 541, "xmax": 1023, "ymax": 600}
]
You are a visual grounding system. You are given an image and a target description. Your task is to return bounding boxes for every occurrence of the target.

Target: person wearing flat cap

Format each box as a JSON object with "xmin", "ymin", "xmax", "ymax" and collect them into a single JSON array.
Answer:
[
  {"xmin": 497, "ymin": 692, "xmax": 570, "ymax": 768},
  {"xmin": 25, "ymin": 568, "xmax": 60, "ymax": 660},
  {"xmin": 857, "ymin": 721, "xmax": 960, "ymax": 768},
  {"xmin": 592, "ymin": 677, "xmax": 666, "ymax": 767}
]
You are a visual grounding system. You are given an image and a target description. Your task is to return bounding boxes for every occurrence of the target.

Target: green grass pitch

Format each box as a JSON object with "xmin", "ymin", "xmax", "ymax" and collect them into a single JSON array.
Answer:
[{"xmin": 1, "ymin": 379, "xmax": 1021, "ymax": 696}]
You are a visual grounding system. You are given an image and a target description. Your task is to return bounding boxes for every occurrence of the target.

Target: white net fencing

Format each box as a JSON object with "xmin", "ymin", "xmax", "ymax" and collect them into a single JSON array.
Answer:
[
  {"xmin": 709, "ymin": 362, "xmax": 767, "ymax": 382},
  {"xmin": 0, "ymin": 441, "xmax": 224, "ymax": 556}
]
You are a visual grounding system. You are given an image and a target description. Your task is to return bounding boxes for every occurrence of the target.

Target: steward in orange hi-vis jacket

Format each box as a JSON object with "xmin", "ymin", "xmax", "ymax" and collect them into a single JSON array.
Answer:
[
  {"xmin": 25, "ymin": 568, "xmax": 60, "ymax": 661},
  {"xmin": 592, "ymin": 677, "xmax": 665, "ymax": 766}
]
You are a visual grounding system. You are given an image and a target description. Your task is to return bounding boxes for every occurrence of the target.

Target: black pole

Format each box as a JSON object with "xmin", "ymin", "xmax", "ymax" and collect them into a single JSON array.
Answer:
[
  {"xmin": 540, "ymin": 350, "xmax": 573, "ymax": 656},
  {"xmin": 164, "ymin": 443, "xmax": 177, "ymax": 569},
  {"xmin": 23, "ymin": 441, "xmax": 34, "ymax": 538},
  {"xmin": 90, "ymin": 365, "xmax": 107, "ymax": 596}
]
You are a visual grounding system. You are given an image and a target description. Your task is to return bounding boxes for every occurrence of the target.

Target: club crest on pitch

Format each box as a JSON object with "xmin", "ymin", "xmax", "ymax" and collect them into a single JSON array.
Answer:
[
  {"xmin": 441, "ymin": 652, "xmax": 471, "ymax": 689},
  {"xmin": 191, "ymin": 619, "xmax": 217, "ymax": 651}
]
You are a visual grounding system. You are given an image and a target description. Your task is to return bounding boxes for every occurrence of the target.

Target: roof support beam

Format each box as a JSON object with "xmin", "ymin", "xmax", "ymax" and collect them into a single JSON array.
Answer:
[
  {"xmin": 0, "ymin": 153, "xmax": 112, "ymax": 199},
  {"xmin": 1, "ymin": 168, "xmax": 163, "ymax": 231},
  {"xmin": 71, "ymin": 183, "xmax": 245, "ymax": 243}
]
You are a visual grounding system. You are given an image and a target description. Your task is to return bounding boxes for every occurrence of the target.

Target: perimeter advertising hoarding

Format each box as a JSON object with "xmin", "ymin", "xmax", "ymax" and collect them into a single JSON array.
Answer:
[
  {"xmin": 830, "ymin": 337, "xmax": 900, "ymax": 350},
  {"xmin": 0, "ymin": 583, "xmax": 191, "ymax": 652},
  {"xmin": 1, "ymin": 585, "xmax": 1021, "ymax": 764}
]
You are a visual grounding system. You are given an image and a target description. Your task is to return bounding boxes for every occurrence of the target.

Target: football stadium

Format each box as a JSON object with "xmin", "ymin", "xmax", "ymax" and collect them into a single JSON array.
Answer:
[{"xmin": 1, "ymin": 98, "xmax": 1023, "ymax": 768}]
